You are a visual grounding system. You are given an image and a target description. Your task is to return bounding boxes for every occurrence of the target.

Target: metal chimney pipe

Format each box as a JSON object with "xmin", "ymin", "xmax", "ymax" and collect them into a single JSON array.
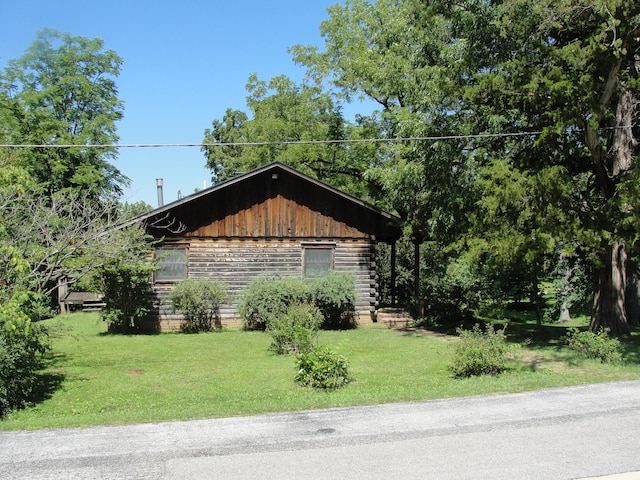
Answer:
[{"xmin": 156, "ymin": 178, "xmax": 164, "ymax": 207}]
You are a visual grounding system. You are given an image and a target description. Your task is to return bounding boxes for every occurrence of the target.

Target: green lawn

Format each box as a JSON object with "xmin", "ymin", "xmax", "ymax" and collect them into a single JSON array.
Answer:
[{"xmin": 2, "ymin": 312, "xmax": 639, "ymax": 431}]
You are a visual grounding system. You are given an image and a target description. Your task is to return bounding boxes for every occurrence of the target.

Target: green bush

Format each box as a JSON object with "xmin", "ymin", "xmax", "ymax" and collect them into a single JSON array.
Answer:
[
  {"xmin": 450, "ymin": 323, "xmax": 509, "ymax": 378},
  {"xmin": 238, "ymin": 276, "xmax": 308, "ymax": 331},
  {"xmin": 239, "ymin": 273, "xmax": 357, "ymax": 331},
  {"xmin": 309, "ymin": 271, "xmax": 357, "ymax": 329},
  {"xmin": 267, "ymin": 303, "xmax": 321, "ymax": 354},
  {"xmin": 169, "ymin": 278, "xmax": 227, "ymax": 333},
  {"xmin": 295, "ymin": 345, "xmax": 351, "ymax": 389},
  {"xmin": 0, "ymin": 301, "xmax": 50, "ymax": 416},
  {"xmin": 99, "ymin": 259, "xmax": 156, "ymax": 334},
  {"xmin": 566, "ymin": 328, "xmax": 622, "ymax": 363}
]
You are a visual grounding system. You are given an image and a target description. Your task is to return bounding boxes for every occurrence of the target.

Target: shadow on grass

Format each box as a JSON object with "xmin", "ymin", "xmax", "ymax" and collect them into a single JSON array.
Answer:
[
  {"xmin": 413, "ymin": 311, "xmax": 640, "ymax": 367},
  {"xmin": 617, "ymin": 332, "xmax": 640, "ymax": 364},
  {"xmin": 24, "ymin": 352, "xmax": 67, "ymax": 408},
  {"xmin": 413, "ymin": 314, "xmax": 571, "ymax": 344},
  {"xmin": 98, "ymin": 318, "xmax": 161, "ymax": 336}
]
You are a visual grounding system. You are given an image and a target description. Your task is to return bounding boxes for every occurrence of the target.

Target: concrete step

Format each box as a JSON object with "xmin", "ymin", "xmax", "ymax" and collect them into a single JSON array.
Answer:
[{"xmin": 376, "ymin": 308, "xmax": 412, "ymax": 328}]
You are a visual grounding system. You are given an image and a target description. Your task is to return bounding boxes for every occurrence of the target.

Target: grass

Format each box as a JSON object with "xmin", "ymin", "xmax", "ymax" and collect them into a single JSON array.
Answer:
[{"xmin": 1, "ymin": 311, "xmax": 640, "ymax": 431}]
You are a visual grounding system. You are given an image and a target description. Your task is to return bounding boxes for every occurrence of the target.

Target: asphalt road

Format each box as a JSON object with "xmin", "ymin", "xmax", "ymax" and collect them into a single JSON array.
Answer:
[{"xmin": 2, "ymin": 381, "xmax": 640, "ymax": 479}]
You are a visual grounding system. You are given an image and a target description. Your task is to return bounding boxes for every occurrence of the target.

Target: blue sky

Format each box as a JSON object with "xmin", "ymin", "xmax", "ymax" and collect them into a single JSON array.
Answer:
[{"xmin": 1, "ymin": 1, "xmax": 350, "ymax": 207}]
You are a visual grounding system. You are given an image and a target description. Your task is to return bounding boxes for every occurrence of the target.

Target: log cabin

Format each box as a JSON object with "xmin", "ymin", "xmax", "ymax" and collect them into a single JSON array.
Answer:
[{"xmin": 134, "ymin": 162, "xmax": 401, "ymax": 330}]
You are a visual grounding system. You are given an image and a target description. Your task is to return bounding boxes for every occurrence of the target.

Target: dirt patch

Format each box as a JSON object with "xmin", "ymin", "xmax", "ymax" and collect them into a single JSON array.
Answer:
[{"xmin": 513, "ymin": 350, "xmax": 569, "ymax": 373}]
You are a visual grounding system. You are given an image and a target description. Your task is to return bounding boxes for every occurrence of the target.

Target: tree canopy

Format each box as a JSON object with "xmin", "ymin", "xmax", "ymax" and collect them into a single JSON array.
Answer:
[
  {"xmin": 0, "ymin": 31, "xmax": 150, "ymax": 319},
  {"xmin": 0, "ymin": 29, "xmax": 128, "ymax": 198},
  {"xmin": 205, "ymin": 0, "xmax": 639, "ymax": 334},
  {"xmin": 202, "ymin": 73, "xmax": 379, "ymax": 196}
]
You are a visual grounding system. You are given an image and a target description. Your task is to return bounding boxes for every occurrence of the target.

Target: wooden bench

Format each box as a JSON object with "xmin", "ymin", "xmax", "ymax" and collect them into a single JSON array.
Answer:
[{"xmin": 62, "ymin": 292, "xmax": 106, "ymax": 312}]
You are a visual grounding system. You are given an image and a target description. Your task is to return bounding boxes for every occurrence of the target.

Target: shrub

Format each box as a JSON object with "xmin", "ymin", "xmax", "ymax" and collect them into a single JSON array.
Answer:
[
  {"xmin": 566, "ymin": 328, "xmax": 622, "ymax": 363},
  {"xmin": 0, "ymin": 301, "xmax": 50, "ymax": 416},
  {"xmin": 295, "ymin": 345, "xmax": 351, "ymax": 389},
  {"xmin": 267, "ymin": 303, "xmax": 321, "ymax": 354},
  {"xmin": 169, "ymin": 278, "xmax": 227, "ymax": 333},
  {"xmin": 309, "ymin": 271, "xmax": 357, "ymax": 329},
  {"xmin": 450, "ymin": 323, "xmax": 509, "ymax": 378},
  {"xmin": 99, "ymin": 259, "xmax": 156, "ymax": 334},
  {"xmin": 239, "ymin": 273, "xmax": 358, "ymax": 331},
  {"xmin": 238, "ymin": 276, "xmax": 309, "ymax": 331}
]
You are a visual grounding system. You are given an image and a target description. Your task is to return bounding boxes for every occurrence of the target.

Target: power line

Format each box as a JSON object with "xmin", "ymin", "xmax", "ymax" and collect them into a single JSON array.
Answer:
[{"xmin": 0, "ymin": 131, "xmax": 542, "ymax": 149}]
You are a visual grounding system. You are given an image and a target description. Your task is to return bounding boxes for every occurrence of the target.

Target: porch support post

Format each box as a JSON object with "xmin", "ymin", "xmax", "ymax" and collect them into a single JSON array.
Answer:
[
  {"xmin": 414, "ymin": 238, "xmax": 420, "ymax": 314},
  {"xmin": 391, "ymin": 241, "xmax": 397, "ymax": 306}
]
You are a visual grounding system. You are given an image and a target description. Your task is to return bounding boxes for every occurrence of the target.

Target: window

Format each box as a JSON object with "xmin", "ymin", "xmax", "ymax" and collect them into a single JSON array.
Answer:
[
  {"xmin": 303, "ymin": 245, "xmax": 334, "ymax": 278},
  {"xmin": 155, "ymin": 248, "xmax": 187, "ymax": 282}
]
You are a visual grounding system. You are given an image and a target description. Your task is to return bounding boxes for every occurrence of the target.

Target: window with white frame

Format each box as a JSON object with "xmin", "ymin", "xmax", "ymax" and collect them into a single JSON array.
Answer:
[
  {"xmin": 303, "ymin": 245, "xmax": 334, "ymax": 278},
  {"xmin": 154, "ymin": 247, "xmax": 187, "ymax": 282}
]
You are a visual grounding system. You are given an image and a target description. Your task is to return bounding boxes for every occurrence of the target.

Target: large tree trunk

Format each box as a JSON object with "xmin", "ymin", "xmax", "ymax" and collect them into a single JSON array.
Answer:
[
  {"xmin": 590, "ymin": 241, "xmax": 630, "ymax": 335},
  {"xmin": 625, "ymin": 263, "xmax": 640, "ymax": 327}
]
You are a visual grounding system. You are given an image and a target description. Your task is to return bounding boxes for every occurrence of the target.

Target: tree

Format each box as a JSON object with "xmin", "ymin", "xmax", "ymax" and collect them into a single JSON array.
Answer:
[
  {"xmin": 458, "ymin": 0, "xmax": 640, "ymax": 334},
  {"xmin": 202, "ymin": 74, "xmax": 371, "ymax": 196},
  {"xmin": 98, "ymin": 233, "xmax": 156, "ymax": 335},
  {"xmin": 0, "ymin": 29, "xmax": 127, "ymax": 198},
  {"xmin": 294, "ymin": 0, "xmax": 640, "ymax": 334},
  {"xmin": 291, "ymin": 0, "xmax": 477, "ymax": 311},
  {"xmin": 0, "ymin": 181, "xmax": 153, "ymax": 316}
]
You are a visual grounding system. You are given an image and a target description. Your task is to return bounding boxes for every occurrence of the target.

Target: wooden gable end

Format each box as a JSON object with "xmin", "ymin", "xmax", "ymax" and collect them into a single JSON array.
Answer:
[{"xmin": 147, "ymin": 167, "xmax": 399, "ymax": 241}]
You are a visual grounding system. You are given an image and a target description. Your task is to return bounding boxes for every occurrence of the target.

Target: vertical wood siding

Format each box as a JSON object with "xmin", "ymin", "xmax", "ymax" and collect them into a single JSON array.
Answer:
[{"xmin": 150, "ymin": 169, "xmax": 394, "ymax": 241}]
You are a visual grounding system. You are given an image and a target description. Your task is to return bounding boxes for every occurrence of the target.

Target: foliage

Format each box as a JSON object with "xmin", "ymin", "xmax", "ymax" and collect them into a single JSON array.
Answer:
[
  {"xmin": 292, "ymin": 0, "xmax": 474, "ymax": 244},
  {"xmin": 420, "ymin": 251, "xmax": 487, "ymax": 325},
  {"xmin": 0, "ymin": 168, "xmax": 156, "ymax": 321},
  {"xmin": 0, "ymin": 178, "xmax": 145, "ymax": 289},
  {"xmin": 0, "ymin": 32, "xmax": 139, "ymax": 323},
  {"xmin": 450, "ymin": 323, "xmax": 509, "ymax": 378},
  {"xmin": 238, "ymin": 276, "xmax": 308, "ymax": 331},
  {"xmin": 295, "ymin": 345, "xmax": 351, "ymax": 390},
  {"xmin": 238, "ymin": 273, "xmax": 358, "ymax": 331},
  {"xmin": 0, "ymin": 301, "xmax": 50, "ymax": 416},
  {"xmin": 169, "ymin": 278, "xmax": 227, "ymax": 333},
  {"xmin": 267, "ymin": 302, "xmax": 321, "ymax": 354},
  {"xmin": 459, "ymin": 0, "xmax": 640, "ymax": 334},
  {"xmin": 544, "ymin": 252, "xmax": 593, "ymax": 323},
  {"xmin": 99, "ymin": 261, "xmax": 155, "ymax": 334},
  {"xmin": 566, "ymin": 328, "xmax": 622, "ymax": 364},
  {"xmin": 308, "ymin": 271, "xmax": 357, "ymax": 329},
  {"xmin": 289, "ymin": 0, "xmax": 640, "ymax": 335},
  {"xmin": 203, "ymin": 74, "xmax": 368, "ymax": 196},
  {"xmin": 0, "ymin": 29, "xmax": 127, "ymax": 197},
  {"xmin": 98, "ymin": 226, "xmax": 157, "ymax": 334}
]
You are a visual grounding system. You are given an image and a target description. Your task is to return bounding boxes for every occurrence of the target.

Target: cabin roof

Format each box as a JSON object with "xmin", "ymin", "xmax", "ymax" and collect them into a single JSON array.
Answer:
[{"xmin": 128, "ymin": 162, "xmax": 401, "ymax": 242}]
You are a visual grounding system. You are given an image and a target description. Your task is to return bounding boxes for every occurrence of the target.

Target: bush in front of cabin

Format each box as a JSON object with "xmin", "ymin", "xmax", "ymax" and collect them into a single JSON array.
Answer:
[
  {"xmin": 267, "ymin": 302, "xmax": 321, "ymax": 354},
  {"xmin": 99, "ymin": 259, "xmax": 156, "ymax": 334},
  {"xmin": 238, "ymin": 276, "xmax": 308, "ymax": 331},
  {"xmin": 0, "ymin": 300, "xmax": 50, "ymax": 416},
  {"xmin": 169, "ymin": 278, "xmax": 227, "ymax": 333},
  {"xmin": 309, "ymin": 271, "xmax": 357, "ymax": 329},
  {"xmin": 239, "ymin": 273, "xmax": 358, "ymax": 331}
]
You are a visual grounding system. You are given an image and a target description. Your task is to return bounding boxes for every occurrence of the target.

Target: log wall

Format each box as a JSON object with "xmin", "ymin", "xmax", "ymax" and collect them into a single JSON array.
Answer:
[{"xmin": 152, "ymin": 238, "xmax": 378, "ymax": 330}]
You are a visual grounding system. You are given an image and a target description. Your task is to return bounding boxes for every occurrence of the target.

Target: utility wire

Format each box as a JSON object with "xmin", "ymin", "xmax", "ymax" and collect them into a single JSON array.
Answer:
[{"xmin": 0, "ymin": 131, "xmax": 542, "ymax": 149}]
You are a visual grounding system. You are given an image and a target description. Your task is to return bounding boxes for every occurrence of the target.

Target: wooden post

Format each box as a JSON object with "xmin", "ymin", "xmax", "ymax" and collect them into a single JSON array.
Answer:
[
  {"xmin": 391, "ymin": 241, "xmax": 397, "ymax": 306},
  {"xmin": 414, "ymin": 238, "xmax": 420, "ymax": 315}
]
